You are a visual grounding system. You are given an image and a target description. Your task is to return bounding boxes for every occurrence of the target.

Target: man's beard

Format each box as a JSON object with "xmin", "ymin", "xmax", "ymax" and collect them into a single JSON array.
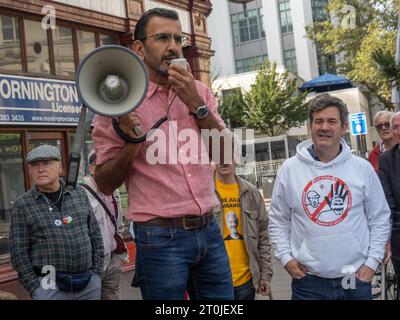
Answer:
[{"xmin": 156, "ymin": 54, "xmax": 179, "ymax": 76}]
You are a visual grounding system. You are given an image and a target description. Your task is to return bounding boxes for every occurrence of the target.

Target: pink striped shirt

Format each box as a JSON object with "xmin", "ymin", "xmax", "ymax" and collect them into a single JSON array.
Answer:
[{"xmin": 92, "ymin": 80, "xmax": 225, "ymax": 222}]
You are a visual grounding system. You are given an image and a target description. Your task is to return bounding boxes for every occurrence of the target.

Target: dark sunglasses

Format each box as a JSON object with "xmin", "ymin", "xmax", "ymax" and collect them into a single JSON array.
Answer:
[
  {"xmin": 142, "ymin": 33, "xmax": 188, "ymax": 46},
  {"xmin": 376, "ymin": 122, "xmax": 391, "ymax": 130}
]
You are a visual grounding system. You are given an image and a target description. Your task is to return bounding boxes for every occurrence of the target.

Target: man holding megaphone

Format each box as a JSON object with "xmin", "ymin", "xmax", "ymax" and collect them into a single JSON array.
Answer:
[{"xmin": 91, "ymin": 8, "xmax": 234, "ymax": 300}]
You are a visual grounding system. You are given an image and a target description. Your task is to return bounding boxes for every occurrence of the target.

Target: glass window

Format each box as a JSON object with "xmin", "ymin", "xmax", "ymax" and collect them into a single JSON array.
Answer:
[
  {"xmin": 279, "ymin": 1, "xmax": 293, "ymax": 33},
  {"xmin": 231, "ymin": 14, "xmax": 240, "ymax": 45},
  {"xmin": 232, "ymin": 9, "xmax": 264, "ymax": 45},
  {"xmin": 25, "ymin": 20, "xmax": 50, "ymax": 74},
  {"xmin": 258, "ymin": 9, "xmax": 265, "ymax": 38},
  {"xmin": 284, "ymin": 49, "xmax": 297, "ymax": 73},
  {"xmin": 311, "ymin": 0, "xmax": 329, "ymax": 22},
  {"xmin": 248, "ymin": 10, "xmax": 259, "ymax": 40},
  {"xmin": 235, "ymin": 55, "xmax": 267, "ymax": 74},
  {"xmin": 99, "ymin": 34, "xmax": 117, "ymax": 46},
  {"xmin": 238, "ymin": 13, "xmax": 250, "ymax": 43},
  {"xmin": 0, "ymin": 133, "xmax": 26, "ymax": 256},
  {"xmin": 52, "ymin": 26, "xmax": 75, "ymax": 76},
  {"xmin": 77, "ymin": 30, "xmax": 96, "ymax": 62},
  {"xmin": 317, "ymin": 46, "xmax": 336, "ymax": 75},
  {"xmin": 235, "ymin": 60, "xmax": 243, "ymax": 74},
  {"xmin": 255, "ymin": 142, "xmax": 270, "ymax": 161},
  {"xmin": 0, "ymin": 15, "xmax": 22, "ymax": 71},
  {"xmin": 270, "ymin": 140, "xmax": 286, "ymax": 160}
]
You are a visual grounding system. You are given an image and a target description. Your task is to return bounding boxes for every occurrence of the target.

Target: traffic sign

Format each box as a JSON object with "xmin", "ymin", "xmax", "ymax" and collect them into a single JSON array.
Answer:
[{"xmin": 349, "ymin": 112, "xmax": 367, "ymax": 136}]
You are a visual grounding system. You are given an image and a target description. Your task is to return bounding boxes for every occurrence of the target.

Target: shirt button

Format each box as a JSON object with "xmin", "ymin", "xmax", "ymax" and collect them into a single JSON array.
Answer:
[{"xmin": 188, "ymin": 173, "xmax": 192, "ymax": 178}]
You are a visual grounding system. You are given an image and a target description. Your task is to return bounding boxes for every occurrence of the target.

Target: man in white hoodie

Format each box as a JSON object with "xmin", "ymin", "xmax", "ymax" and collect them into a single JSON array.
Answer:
[{"xmin": 269, "ymin": 93, "xmax": 391, "ymax": 300}]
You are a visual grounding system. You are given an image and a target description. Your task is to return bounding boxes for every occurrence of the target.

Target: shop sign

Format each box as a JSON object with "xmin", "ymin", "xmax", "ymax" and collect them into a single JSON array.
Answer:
[{"xmin": 0, "ymin": 74, "xmax": 82, "ymax": 126}]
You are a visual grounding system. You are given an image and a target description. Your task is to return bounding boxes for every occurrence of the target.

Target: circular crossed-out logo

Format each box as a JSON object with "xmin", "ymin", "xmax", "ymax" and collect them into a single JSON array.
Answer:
[{"xmin": 302, "ymin": 175, "xmax": 352, "ymax": 227}]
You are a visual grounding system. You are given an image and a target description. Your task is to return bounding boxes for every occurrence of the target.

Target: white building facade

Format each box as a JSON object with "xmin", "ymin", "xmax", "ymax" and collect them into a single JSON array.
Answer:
[{"xmin": 209, "ymin": 0, "xmax": 335, "ymax": 81}]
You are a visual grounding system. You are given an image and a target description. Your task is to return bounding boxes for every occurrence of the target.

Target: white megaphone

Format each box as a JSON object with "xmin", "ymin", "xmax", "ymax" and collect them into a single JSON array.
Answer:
[
  {"xmin": 66, "ymin": 45, "xmax": 149, "ymax": 190},
  {"xmin": 76, "ymin": 45, "xmax": 148, "ymax": 116}
]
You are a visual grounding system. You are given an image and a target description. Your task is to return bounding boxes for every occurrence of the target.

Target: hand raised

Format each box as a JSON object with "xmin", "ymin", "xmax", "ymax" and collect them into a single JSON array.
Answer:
[
  {"xmin": 168, "ymin": 64, "xmax": 204, "ymax": 112},
  {"xmin": 117, "ymin": 112, "xmax": 141, "ymax": 139}
]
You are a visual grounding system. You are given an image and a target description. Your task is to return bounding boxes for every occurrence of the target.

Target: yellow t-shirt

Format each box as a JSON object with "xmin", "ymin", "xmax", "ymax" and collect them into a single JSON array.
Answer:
[{"xmin": 215, "ymin": 178, "xmax": 252, "ymax": 287}]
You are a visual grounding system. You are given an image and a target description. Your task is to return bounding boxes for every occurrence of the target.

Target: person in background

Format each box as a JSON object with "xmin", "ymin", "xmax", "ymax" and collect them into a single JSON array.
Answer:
[
  {"xmin": 368, "ymin": 110, "xmax": 395, "ymax": 172},
  {"xmin": 215, "ymin": 157, "xmax": 273, "ymax": 300},
  {"xmin": 368, "ymin": 111, "xmax": 395, "ymax": 265},
  {"xmin": 82, "ymin": 150, "xmax": 127, "ymax": 300},
  {"xmin": 9, "ymin": 145, "xmax": 103, "ymax": 300},
  {"xmin": 269, "ymin": 94, "xmax": 391, "ymax": 300},
  {"xmin": 379, "ymin": 111, "xmax": 400, "ymax": 298}
]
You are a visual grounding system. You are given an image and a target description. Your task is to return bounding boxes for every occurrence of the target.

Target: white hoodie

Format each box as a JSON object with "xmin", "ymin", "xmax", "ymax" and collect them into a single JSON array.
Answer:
[{"xmin": 269, "ymin": 139, "xmax": 391, "ymax": 278}]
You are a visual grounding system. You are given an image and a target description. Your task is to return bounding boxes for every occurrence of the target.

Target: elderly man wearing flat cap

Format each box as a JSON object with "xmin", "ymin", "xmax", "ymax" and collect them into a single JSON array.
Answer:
[{"xmin": 9, "ymin": 144, "xmax": 104, "ymax": 300}]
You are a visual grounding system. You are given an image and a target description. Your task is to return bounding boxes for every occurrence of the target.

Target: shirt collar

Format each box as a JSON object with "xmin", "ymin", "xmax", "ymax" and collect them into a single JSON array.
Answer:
[
  {"xmin": 307, "ymin": 145, "xmax": 320, "ymax": 161},
  {"xmin": 307, "ymin": 144, "xmax": 343, "ymax": 161},
  {"xmin": 146, "ymin": 81, "xmax": 173, "ymax": 98},
  {"xmin": 32, "ymin": 181, "xmax": 70, "ymax": 199},
  {"xmin": 146, "ymin": 81, "xmax": 158, "ymax": 98}
]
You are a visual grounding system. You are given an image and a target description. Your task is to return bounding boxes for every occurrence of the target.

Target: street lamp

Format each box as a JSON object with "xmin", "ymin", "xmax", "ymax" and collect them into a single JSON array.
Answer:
[{"xmin": 227, "ymin": 0, "xmax": 254, "ymax": 17}]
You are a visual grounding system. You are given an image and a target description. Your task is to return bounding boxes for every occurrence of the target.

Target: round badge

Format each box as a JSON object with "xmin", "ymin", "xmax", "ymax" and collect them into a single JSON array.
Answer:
[
  {"xmin": 63, "ymin": 216, "xmax": 73, "ymax": 225},
  {"xmin": 54, "ymin": 219, "xmax": 62, "ymax": 227}
]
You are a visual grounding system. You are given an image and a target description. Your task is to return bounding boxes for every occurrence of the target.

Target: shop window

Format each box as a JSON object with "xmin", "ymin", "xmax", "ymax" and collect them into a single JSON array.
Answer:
[
  {"xmin": 0, "ymin": 15, "xmax": 22, "ymax": 71},
  {"xmin": 25, "ymin": 20, "xmax": 50, "ymax": 74},
  {"xmin": 52, "ymin": 26, "xmax": 75, "ymax": 76},
  {"xmin": 77, "ymin": 30, "xmax": 96, "ymax": 62},
  {"xmin": 0, "ymin": 133, "xmax": 25, "ymax": 256}
]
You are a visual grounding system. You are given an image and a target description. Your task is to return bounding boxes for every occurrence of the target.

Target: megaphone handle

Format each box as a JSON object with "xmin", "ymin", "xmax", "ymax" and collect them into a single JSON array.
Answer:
[{"xmin": 111, "ymin": 116, "xmax": 168, "ymax": 144}]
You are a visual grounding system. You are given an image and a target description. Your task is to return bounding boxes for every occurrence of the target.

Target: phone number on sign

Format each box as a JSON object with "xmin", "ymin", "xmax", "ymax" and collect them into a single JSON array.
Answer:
[{"xmin": 0, "ymin": 114, "xmax": 24, "ymax": 122}]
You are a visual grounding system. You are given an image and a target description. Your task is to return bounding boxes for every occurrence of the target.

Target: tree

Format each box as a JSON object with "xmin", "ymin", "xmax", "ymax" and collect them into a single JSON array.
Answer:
[
  {"xmin": 216, "ymin": 87, "xmax": 246, "ymax": 128},
  {"xmin": 372, "ymin": 49, "xmax": 400, "ymax": 88},
  {"xmin": 241, "ymin": 61, "xmax": 308, "ymax": 136},
  {"xmin": 305, "ymin": 0, "xmax": 398, "ymax": 110}
]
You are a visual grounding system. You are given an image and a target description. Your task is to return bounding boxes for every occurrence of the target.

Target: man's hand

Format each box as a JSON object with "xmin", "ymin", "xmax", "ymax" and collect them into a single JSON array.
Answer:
[
  {"xmin": 257, "ymin": 279, "xmax": 271, "ymax": 296},
  {"xmin": 168, "ymin": 64, "xmax": 205, "ymax": 113},
  {"xmin": 384, "ymin": 239, "xmax": 392, "ymax": 264},
  {"xmin": 117, "ymin": 112, "xmax": 141, "ymax": 139},
  {"xmin": 285, "ymin": 259, "xmax": 309, "ymax": 279},
  {"xmin": 356, "ymin": 265, "xmax": 375, "ymax": 283}
]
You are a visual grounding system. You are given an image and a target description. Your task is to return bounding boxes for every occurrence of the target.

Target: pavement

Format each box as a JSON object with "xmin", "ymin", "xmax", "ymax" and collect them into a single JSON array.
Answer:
[{"xmin": 120, "ymin": 258, "xmax": 292, "ymax": 300}]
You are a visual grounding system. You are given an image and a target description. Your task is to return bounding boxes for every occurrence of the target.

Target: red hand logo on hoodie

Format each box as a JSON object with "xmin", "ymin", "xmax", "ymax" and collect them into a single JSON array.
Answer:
[{"xmin": 302, "ymin": 175, "xmax": 352, "ymax": 226}]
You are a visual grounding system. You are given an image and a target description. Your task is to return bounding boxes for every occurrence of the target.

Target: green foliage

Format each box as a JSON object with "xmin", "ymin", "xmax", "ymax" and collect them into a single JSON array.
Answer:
[
  {"xmin": 217, "ymin": 88, "xmax": 246, "ymax": 128},
  {"xmin": 373, "ymin": 48, "xmax": 400, "ymax": 89},
  {"xmin": 305, "ymin": 0, "xmax": 398, "ymax": 109},
  {"xmin": 241, "ymin": 61, "xmax": 308, "ymax": 136}
]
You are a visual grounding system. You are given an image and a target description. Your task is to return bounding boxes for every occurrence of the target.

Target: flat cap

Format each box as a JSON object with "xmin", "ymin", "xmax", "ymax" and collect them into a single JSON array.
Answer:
[{"xmin": 26, "ymin": 145, "xmax": 61, "ymax": 163}]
